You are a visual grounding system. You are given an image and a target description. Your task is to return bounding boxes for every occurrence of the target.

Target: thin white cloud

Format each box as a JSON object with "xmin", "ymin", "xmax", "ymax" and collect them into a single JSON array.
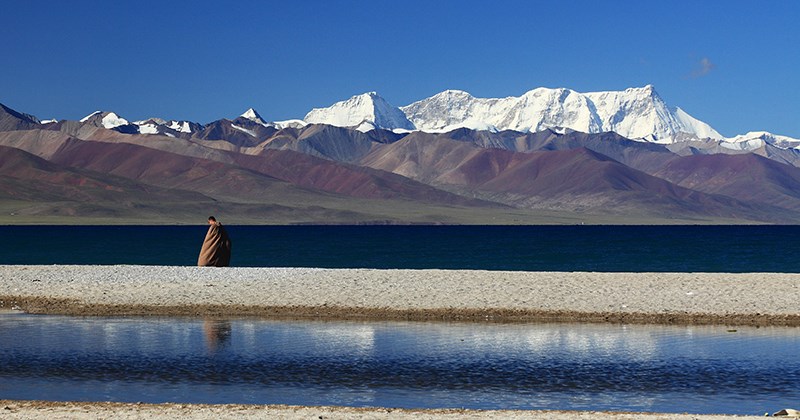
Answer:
[{"xmin": 690, "ymin": 57, "xmax": 716, "ymax": 78}]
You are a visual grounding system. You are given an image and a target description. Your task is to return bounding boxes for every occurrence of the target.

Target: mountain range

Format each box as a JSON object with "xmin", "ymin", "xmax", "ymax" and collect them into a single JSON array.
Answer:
[{"xmin": 2, "ymin": 85, "xmax": 800, "ymax": 224}]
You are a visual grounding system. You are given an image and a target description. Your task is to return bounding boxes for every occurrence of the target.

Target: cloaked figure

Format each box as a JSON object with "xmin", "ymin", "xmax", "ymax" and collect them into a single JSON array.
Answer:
[{"xmin": 198, "ymin": 216, "xmax": 232, "ymax": 267}]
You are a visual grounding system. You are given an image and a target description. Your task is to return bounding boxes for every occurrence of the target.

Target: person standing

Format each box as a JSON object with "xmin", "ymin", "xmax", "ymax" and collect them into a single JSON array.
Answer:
[{"xmin": 198, "ymin": 216, "xmax": 232, "ymax": 267}]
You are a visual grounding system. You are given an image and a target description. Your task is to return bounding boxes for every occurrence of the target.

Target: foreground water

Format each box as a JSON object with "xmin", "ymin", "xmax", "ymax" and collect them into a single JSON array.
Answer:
[
  {"xmin": 2, "ymin": 225, "xmax": 800, "ymax": 271},
  {"xmin": 1, "ymin": 312, "xmax": 798, "ymax": 415}
]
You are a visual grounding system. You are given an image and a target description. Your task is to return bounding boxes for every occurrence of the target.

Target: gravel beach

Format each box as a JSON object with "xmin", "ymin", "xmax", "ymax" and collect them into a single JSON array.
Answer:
[
  {"xmin": 2, "ymin": 265, "xmax": 798, "ymax": 419},
  {"xmin": 1, "ymin": 265, "xmax": 799, "ymax": 325}
]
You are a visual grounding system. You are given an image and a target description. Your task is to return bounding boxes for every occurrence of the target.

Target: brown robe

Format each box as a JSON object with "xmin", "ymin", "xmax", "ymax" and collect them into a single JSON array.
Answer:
[{"xmin": 198, "ymin": 222, "xmax": 232, "ymax": 267}]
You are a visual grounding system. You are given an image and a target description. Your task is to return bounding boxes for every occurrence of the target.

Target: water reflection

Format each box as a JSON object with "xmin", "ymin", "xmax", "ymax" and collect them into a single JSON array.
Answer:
[
  {"xmin": 203, "ymin": 320, "xmax": 231, "ymax": 353},
  {"xmin": 0, "ymin": 312, "xmax": 798, "ymax": 415}
]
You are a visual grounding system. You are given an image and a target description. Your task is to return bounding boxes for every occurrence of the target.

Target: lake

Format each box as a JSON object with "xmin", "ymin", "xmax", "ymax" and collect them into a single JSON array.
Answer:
[{"xmin": 1, "ymin": 225, "xmax": 798, "ymax": 271}]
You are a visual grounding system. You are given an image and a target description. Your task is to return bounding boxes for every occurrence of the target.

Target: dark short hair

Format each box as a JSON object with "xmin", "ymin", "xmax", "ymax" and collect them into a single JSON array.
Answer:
[{"xmin": 208, "ymin": 216, "xmax": 216, "ymax": 222}]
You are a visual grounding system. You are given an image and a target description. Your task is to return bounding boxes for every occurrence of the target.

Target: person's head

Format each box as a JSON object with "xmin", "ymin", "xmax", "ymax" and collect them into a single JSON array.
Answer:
[{"xmin": 208, "ymin": 216, "xmax": 217, "ymax": 225}]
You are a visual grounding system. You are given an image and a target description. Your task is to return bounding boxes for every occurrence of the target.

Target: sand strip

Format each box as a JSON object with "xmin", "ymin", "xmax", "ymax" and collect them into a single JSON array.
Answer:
[{"xmin": 2, "ymin": 265, "xmax": 798, "ymax": 326}]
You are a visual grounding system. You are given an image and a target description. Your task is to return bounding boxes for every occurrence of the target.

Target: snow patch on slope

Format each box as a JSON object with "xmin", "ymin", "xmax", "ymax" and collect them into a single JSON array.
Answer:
[
  {"xmin": 231, "ymin": 124, "xmax": 256, "ymax": 137},
  {"xmin": 168, "ymin": 121, "xmax": 193, "ymax": 133},
  {"xmin": 100, "ymin": 113, "xmax": 129, "ymax": 129},
  {"xmin": 80, "ymin": 111, "xmax": 102, "ymax": 123},
  {"xmin": 137, "ymin": 123, "xmax": 159, "ymax": 134},
  {"xmin": 272, "ymin": 119, "xmax": 308, "ymax": 129}
]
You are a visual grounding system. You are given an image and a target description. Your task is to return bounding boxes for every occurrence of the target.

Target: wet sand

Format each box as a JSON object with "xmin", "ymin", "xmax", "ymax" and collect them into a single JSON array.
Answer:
[{"xmin": 1, "ymin": 265, "xmax": 799, "ymax": 326}]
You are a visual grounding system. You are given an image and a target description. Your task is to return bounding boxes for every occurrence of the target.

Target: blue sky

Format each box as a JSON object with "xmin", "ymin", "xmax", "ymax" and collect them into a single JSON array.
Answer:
[{"xmin": 1, "ymin": 0, "xmax": 798, "ymax": 138}]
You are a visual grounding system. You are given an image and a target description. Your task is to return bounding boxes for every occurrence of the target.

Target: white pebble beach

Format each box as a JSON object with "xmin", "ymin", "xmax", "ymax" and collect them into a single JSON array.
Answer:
[
  {"xmin": 2, "ymin": 265, "xmax": 799, "ymax": 324},
  {"xmin": 2, "ymin": 265, "xmax": 798, "ymax": 419}
]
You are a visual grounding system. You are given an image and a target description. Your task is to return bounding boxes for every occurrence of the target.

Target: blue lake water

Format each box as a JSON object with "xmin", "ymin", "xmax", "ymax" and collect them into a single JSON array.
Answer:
[
  {"xmin": 1, "ymin": 225, "xmax": 799, "ymax": 271},
  {"xmin": 1, "ymin": 312, "xmax": 798, "ymax": 415}
]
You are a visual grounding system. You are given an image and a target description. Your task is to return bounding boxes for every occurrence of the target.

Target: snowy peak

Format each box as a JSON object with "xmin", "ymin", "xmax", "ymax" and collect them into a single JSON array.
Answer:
[
  {"xmin": 400, "ymin": 89, "xmax": 492, "ymax": 132},
  {"xmin": 510, "ymin": 87, "xmax": 602, "ymax": 133},
  {"xmin": 240, "ymin": 108, "xmax": 268, "ymax": 126},
  {"xmin": 304, "ymin": 92, "xmax": 415, "ymax": 131},
  {"xmin": 584, "ymin": 85, "xmax": 721, "ymax": 142},
  {"xmin": 238, "ymin": 108, "xmax": 308, "ymax": 129}
]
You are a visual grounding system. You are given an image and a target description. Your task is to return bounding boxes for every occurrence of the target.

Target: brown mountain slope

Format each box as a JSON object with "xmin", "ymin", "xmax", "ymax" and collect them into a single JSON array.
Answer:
[
  {"xmin": 0, "ymin": 145, "xmax": 209, "ymax": 202},
  {"xmin": 44, "ymin": 137, "xmax": 495, "ymax": 208},
  {"xmin": 0, "ymin": 103, "xmax": 40, "ymax": 131},
  {"xmin": 477, "ymin": 147, "xmax": 797, "ymax": 220},
  {"xmin": 196, "ymin": 118, "xmax": 278, "ymax": 147},
  {"xmin": 254, "ymin": 124, "xmax": 403, "ymax": 163},
  {"xmin": 359, "ymin": 131, "xmax": 487, "ymax": 183},
  {"xmin": 364, "ymin": 134, "xmax": 792, "ymax": 220},
  {"xmin": 655, "ymin": 153, "xmax": 800, "ymax": 211},
  {"xmin": 43, "ymin": 138, "xmax": 325, "ymax": 200},
  {"xmin": 0, "ymin": 129, "xmax": 78, "ymax": 159},
  {"xmin": 0, "ymin": 140, "xmax": 494, "ymax": 223},
  {"xmin": 230, "ymin": 149, "xmax": 494, "ymax": 207},
  {"xmin": 0, "ymin": 145, "xmax": 220, "ymax": 219}
]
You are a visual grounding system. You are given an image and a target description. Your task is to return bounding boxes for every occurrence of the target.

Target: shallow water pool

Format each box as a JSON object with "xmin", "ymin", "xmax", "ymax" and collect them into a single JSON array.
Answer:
[{"xmin": 1, "ymin": 312, "xmax": 798, "ymax": 415}]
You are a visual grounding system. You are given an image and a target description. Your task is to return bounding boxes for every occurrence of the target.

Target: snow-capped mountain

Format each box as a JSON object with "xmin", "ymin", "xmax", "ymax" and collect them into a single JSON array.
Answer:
[
  {"xmin": 80, "ymin": 111, "xmax": 130, "ymax": 129},
  {"xmin": 16, "ymin": 85, "xmax": 798, "ymax": 152},
  {"xmin": 240, "ymin": 108, "xmax": 269, "ymax": 126},
  {"xmin": 132, "ymin": 118, "xmax": 202, "ymax": 137},
  {"xmin": 401, "ymin": 88, "xmax": 598, "ymax": 134},
  {"xmin": 304, "ymin": 92, "xmax": 415, "ymax": 132},
  {"xmin": 583, "ymin": 86, "xmax": 722, "ymax": 142},
  {"xmin": 305, "ymin": 85, "xmax": 800, "ymax": 151},
  {"xmin": 79, "ymin": 111, "xmax": 203, "ymax": 137},
  {"xmin": 166, "ymin": 120, "xmax": 198, "ymax": 133},
  {"xmin": 239, "ymin": 107, "xmax": 307, "ymax": 129},
  {"xmin": 401, "ymin": 85, "xmax": 723, "ymax": 143},
  {"xmin": 723, "ymin": 131, "xmax": 800, "ymax": 151}
]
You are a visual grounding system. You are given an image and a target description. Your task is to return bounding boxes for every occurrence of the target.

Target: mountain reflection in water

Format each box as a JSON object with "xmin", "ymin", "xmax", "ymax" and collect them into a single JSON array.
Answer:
[{"xmin": 0, "ymin": 312, "xmax": 798, "ymax": 415}]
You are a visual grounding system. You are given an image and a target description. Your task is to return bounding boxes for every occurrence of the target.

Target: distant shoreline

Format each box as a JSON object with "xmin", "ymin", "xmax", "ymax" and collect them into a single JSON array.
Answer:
[{"xmin": 2, "ymin": 265, "xmax": 799, "ymax": 326}]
